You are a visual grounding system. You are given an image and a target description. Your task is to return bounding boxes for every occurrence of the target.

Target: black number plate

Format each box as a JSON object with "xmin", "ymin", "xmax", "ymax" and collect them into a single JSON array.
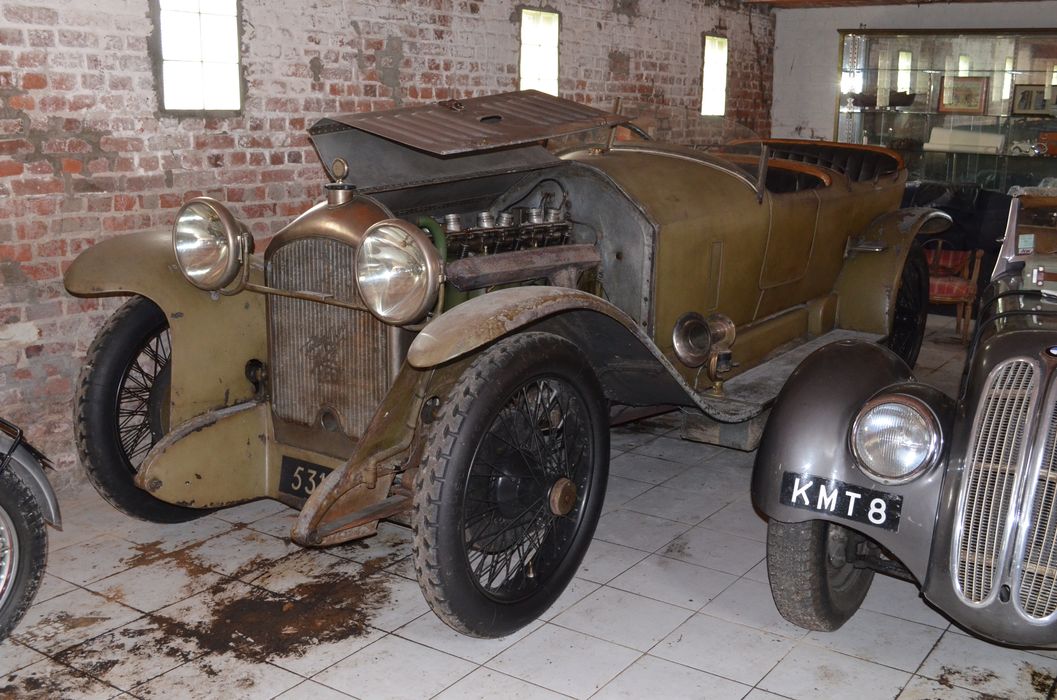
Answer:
[
  {"xmin": 278, "ymin": 456, "xmax": 333, "ymax": 500},
  {"xmin": 779, "ymin": 472, "xmax": 902, "ymax": 532}
]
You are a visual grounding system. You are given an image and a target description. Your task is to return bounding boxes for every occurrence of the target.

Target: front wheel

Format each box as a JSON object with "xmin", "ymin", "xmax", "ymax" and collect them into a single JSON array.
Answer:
[
  {"xmin": 75, "ymin": 296, "xmax": 205, "ymax": 523},
  {"xmin": 412, "ymin": 333, "xmax": 609, "ymax": 637},
  {"xmin": 884, "ymin": 246, "xmax": 928, "ymax": 369},
  {"xmin": 766, "ymin": 519, "xmax": 874, "ymax": 632},
  {"xmin": 0, "ymin": 469, "xmax": 47, "ymax": 640}
]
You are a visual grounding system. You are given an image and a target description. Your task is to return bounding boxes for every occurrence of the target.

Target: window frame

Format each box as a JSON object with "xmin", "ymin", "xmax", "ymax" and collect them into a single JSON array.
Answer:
[
  {"xmin": 700, "ymin": 34, "xmax": 729, "ymax": 117},
  {"xmin": 518, "ymin": 7, "xmax": 561, "ymax": 96},
  {"xmin": 148, "ymin": 0, "xmax": 247, "ymax": 118}
]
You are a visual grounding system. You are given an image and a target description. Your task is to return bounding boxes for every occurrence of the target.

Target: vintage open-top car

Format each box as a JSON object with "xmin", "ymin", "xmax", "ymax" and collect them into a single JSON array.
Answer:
[
  {"xmin": 753, "ymin": 191, "xmax": 1057, "ymax": 647},
  {"xmin": 65, "ymin": 90, "xmax": 943, "ymax": 637}
]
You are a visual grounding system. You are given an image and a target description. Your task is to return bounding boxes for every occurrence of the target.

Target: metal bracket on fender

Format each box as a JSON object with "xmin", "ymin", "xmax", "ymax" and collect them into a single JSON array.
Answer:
[{"xmin": 291, "ymin": 358, "xmax": 472, "ymax": 547}]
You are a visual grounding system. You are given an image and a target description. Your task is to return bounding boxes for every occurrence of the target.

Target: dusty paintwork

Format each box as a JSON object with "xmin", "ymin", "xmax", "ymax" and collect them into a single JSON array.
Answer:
[
  {"xmin": 64, "ymin": 231, "xmax": 267, "ymax": 426},
  {"xmin": 65, "ymin": 91, "xmax": 931, "ymax": 553}
]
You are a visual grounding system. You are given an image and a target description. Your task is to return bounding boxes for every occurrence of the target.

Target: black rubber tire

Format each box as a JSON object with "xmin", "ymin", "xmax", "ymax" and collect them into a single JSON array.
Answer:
[
  {"xmin": 766, "ymin": 519, "xmax": 874, "ymax": 632},
  {"xmin": 0, "ymin": 469, "xmax": 47, "ymax": 641},
  {"xmin": 75, "ymin": 296, "xmax": 205, "ymax": 523},
  {"xmin": 412, "ymin": 332, "xmax": 609, "ymax": 638},
  {"xmin": 884, "ymin": 245, "xmax": 929, "ymax": 369}
]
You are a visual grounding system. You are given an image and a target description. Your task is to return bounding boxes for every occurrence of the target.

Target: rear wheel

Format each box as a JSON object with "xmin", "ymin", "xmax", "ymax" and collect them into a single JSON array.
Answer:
[
  {"xmin": 885, "ymin": 246, "xmax": 928, "ymax": 368},
  {"xmin": 75, "ymin": 296, "xmax": 205, "ymax": 523},
  {"xmin": 0, "ymin": 469, "xmax": 46, "ymax": 641},
  {"xmin": 766, "ymin": 519, "xmax": 874, "ymax": 631},
  {"xmin": 412, "ymin": 333, "xmax": 609, "ymax": 637}
]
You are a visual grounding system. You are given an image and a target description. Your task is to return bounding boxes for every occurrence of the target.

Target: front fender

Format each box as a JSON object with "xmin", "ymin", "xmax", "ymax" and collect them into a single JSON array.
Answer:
[
  {"xmin": 835, "ymin": 207, "xmax": 950, "ymax": 334},
  {"xmin": 64, "ymin": 231, "xmax": 267, "ymax": 425},
  {"xmin": 751, "ymin": 340, "xmax": 954, "ymax": 582},
  {"xmin": 408, "ymin": 286, "xmax": 698, "ymax": 408},
  {"xmin": 0, "ymin": 434, "xmax": 60, "ymax": 528}
]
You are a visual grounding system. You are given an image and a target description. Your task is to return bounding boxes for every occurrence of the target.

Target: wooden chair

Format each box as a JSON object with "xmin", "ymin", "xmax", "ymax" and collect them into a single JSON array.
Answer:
[{"xmin": 922, "ymin": 240, "xmax": 983, "ymax": 344}]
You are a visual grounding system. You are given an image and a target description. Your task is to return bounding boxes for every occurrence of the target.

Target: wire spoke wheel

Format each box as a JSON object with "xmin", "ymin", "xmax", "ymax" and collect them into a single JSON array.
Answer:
[
  {"xmin": 412, "ymin": 332, "xmax": 609, "ymax": 637},
  {"xmin": 75, "ymin": 296, "xmax": 205, "ymax": 523},
  {"xmin": 115, "ymin": 326, "xmax": 171, "ymax": 471},
  {"xmin": 462, "ymin": 376, "xmax": 592, "ymax": 602}
]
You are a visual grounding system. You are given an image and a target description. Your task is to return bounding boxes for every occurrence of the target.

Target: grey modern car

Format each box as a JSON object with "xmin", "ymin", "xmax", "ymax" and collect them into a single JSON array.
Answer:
[{"xmin": 753, "ymin": 190, "xmax": 1057, "ymax": 647}]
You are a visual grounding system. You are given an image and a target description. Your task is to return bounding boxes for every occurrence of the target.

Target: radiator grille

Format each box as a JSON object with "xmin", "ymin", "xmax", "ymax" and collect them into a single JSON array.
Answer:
[
  {"xmin": 268, "ymin": 237, "xmax": 390, "ymax": 438},
  {"xmin": 955, "ymin": 360, "xmax": 1036, "ymax": 604},
  {"xmin": 1019, "ymin": 402, "xmax": 1057, "ymax": 618}
]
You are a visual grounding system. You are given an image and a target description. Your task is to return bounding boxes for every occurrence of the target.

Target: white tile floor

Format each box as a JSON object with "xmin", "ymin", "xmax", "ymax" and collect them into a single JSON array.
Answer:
[{"xmin": 3, "ymin": 316, "xmax": 1056, "ymax": 699}]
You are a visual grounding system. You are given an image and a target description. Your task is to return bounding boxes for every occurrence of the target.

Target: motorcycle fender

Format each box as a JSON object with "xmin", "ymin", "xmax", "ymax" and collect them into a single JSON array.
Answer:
[
  {"xmin": 64, "ymin": 231, "xmax": 267, "ymax": 425},
  {"xmin": 0, "ymin": 435, "xmax": 60, "ymax": 528},
  {"xmin": 751, "ymin": 340, "xmax": 953, "ymax": 582},
  {"xmin": 835, "ymin": 207, "xmax": 950, "ymax": 334},
  {"xmin": 407, "ymin": 286, "xmax": 698, "ymax": 409}
]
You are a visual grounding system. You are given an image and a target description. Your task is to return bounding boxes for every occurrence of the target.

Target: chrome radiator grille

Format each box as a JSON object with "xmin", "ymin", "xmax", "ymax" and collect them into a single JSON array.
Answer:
[
  {"xmin": 268, "ymin": 238, "xmax": 390, "ymax": 438},
  {"xmin": 955, "ymin": 360, "xmax": 1036, "ymax": 604},
  {"xmin": 1019, "ymin": 405, "xmax": 1057, "ymax": 618}
]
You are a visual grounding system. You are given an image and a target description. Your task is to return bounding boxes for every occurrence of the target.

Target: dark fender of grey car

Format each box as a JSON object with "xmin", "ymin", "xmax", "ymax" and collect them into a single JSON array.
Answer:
[{"xmin": 753, "ymin": 193, "xmax": 1057, "ymax": 647}]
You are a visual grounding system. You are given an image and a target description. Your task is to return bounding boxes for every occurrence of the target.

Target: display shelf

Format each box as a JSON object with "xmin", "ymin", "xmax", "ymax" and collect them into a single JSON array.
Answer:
[{"xmin": 836, "ymin": 30, "xmax": 1057, "ymax": 190}]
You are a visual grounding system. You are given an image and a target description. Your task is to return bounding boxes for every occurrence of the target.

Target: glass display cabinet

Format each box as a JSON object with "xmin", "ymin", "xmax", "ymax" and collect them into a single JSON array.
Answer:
[{"xmin": 837, "ymin": 30, "xmax": 1057, "ymax": 191}]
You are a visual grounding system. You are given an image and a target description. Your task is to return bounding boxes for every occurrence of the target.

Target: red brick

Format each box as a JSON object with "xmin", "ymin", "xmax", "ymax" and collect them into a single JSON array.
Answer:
[
  {"xmin": 21, "ymin": 72, "xmax": 45, "ymax": 89},
  {"xmin": 0, "ymin": 243, "xmax": 32, "ymax": 262},
  {"xmin": 0, "ymin": 29, "xmax": 24, "ymax": 46},
  {"xmin": 3, "ymin": 6, "xmax": 59, "ymax": 25},
  {"xmin": 10, "ymin": 178, "xmax": 63, "ymax": 196},
  {"xmin": 35, "ymin": 239, "xmax": 67, "ymax": 257},
  {"xmin": 0, "ymin": 161, "xmax": 24, "ymax": 177},
  {"xmin": 113, "ymin": 194, "xmax": 136, "ymax": 211},
  {"xmin": 0, "ymin": 139, "xmax": 33, "ymax": 155}
]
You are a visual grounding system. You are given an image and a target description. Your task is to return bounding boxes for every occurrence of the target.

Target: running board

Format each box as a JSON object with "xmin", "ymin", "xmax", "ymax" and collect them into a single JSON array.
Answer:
[{"xmin": 684, "ymin": 329, "xmax": 882, "ymax": 450}]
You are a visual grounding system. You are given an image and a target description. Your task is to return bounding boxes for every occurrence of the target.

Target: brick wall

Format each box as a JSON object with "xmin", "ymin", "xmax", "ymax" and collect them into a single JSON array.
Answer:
[{"xmin": 0, "ymin": 0, "xmax": 774, "ymax": 489}]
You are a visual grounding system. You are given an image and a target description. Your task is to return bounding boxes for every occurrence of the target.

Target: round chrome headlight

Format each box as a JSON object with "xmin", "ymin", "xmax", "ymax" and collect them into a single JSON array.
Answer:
[
  {"xmin": 851, "ymin": 395, "xmax": 940, "ymax": 484},
  {"xmin": 355, "ymin": 219, "xmax": 442, "ymax": 325},
  {"xmin": 172, "ymin": 198, "xmax": 244, "ymax": 291}
]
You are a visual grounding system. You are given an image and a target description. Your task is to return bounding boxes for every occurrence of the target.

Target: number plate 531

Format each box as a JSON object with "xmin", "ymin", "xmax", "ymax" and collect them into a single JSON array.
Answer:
[{"xmin": 278, "ymin": 456, "xmax": 333, "ymax": 500}]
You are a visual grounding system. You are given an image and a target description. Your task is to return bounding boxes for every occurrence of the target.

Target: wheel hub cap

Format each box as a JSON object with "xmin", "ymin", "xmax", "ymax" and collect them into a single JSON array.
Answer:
[{"xmin": 549, "ymin": 477, "xmax": 578, "ymax": 516}]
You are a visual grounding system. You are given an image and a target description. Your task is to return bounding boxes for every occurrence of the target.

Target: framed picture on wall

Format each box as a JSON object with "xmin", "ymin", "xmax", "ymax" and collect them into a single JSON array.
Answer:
[
  {"xmin": 1011, "ymin": 84, "xmax": 1049, "ymax": 115},
  {"xmin": 938, "ymin": 76, "xmax": 989, "ymax": 114}
]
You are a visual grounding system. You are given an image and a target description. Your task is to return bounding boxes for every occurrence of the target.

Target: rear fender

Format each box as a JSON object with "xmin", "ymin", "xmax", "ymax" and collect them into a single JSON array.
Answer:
[
  {"xmin": 64, "ymin": 231, "xmax": 267, "ymax": 425},
  {"xmin": 0, "ymin": 435, "xmax": 60, "ymax": 528},
  {"xmin": 407, "ymin": 286, "xmax": 698, "ymax": 408},
  {"xmin": 751, "ymin": 340, "xmax": 954, "ymax": 582},
  {"xmin": 835, "ymin": 207, "xmax": 950, "ymax": 334}
]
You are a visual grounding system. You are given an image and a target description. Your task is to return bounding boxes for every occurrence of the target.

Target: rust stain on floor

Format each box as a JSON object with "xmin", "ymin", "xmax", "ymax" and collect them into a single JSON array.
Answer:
[{"xmin": 4, "ymin": 527, "xmax": 406, "ymax": 696}]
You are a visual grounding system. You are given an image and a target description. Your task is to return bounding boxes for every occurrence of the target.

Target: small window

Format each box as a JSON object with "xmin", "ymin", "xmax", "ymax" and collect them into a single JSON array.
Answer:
[
  {"xmin": 1052, "ymin": 65, "xmax": 1057, "ymax": 86},
  {"xmin": 958, "ymin": 54, "xmax": 972, "ymax": 77},
  {"xmin": 896, "ymin": 51, "xmax": 913, "ymax": 94},
  {"xmin": 701, "ymin": 36, "xmax": 728, "ymax": 116},
  {"xmin": 151, "ymin": 0, "xmax": 242, "ymax": 113},
  {"xmin": 519, "ymin": 9, "xmax": 559, "ymax": 96}
]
